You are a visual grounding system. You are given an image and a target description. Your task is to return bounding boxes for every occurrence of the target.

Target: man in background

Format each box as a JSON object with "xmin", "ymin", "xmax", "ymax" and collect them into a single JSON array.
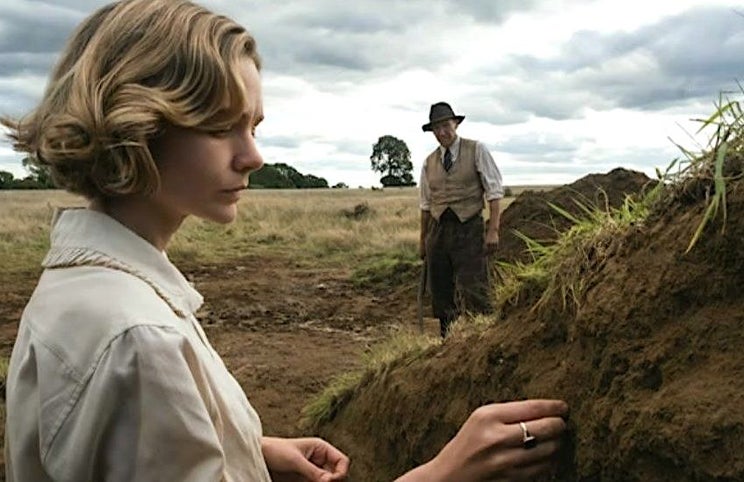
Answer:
[{"xmin": 419, "ymin": 101, "xmax": 504, "ymax": 338}]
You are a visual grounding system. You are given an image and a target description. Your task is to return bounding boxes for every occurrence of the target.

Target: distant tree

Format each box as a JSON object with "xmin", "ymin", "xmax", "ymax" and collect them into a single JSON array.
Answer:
[
  {"xmin": 249, "ymin": 164, "xmax": 295, "ymax": 188},
  {"xmin": 0, "ymin": 170, "xmax": 15, "ymax": 189},
  {"xmin": 299, "ymin": 174, "xmax": 328, "ymax": 189},
  {"xmin": 13, "ymin": 177, "xmax": 46, "ymax": 190},
  {"xmin": 22, "ymin": 157, "xmax": 55, "ymax": 189},
  {"xmin": 273, "ymin": 163, "xmax": 304, "ymax": 186},
  {"xmin": 249, "ymin": 163, "xmax": 329, "ymax": 189},
  {"xmin": 332, "ymin": 182, "xmax": 348, "ymax": 189},
  {"xmin": 370, "ymin": 135, "xmax": 415, "ymax": 187}
]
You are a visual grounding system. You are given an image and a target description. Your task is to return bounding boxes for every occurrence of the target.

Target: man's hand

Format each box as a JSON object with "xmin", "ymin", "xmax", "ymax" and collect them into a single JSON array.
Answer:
[
  {"xmin": 262, "ymin": 437, "xmax": 349, "ymax": 482},
  {"xmin": 484, "ymin": 229, "xmax": 499, "ymax": 256},
  {"xmin": 485, "ymin": 199, "xmax": 501, "ymax": 256},
  {"xmin": 420, "ymin": 210, "xmax": 431, "ymax": 260}
]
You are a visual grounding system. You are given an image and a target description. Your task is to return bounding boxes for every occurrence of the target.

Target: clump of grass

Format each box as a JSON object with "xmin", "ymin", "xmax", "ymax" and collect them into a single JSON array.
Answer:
[
  {"xmin": 300, "ymin": 329, "xmax": 439, "ymax": 431},
  {"xmin": 491, "ymin": 89, "xmax": 744, "ymax": 316},
  {"xmin": 339, "ymin": 202, "xmax": 373, "ymax": 220},
  {"xmin": 492, "ymin": 192, "xmax": 651, "ymax": 317},
  {"xmin": 299, "ymin": 371, "xmax": 364, "ymax": 431},
  {"xmin": 660, "ymin": 87, "xmax": 744, "ymax": 252},
  {"xmin": 446, "ymin": 312, "xmax": 500, "ymax": 339},
  {"xmin": 493, "ymin": 256, "xmax": 551, "ymax": 316},
  {"xmin": 351, "ymin": 250, "xmax": 420, "ymax": 290}
]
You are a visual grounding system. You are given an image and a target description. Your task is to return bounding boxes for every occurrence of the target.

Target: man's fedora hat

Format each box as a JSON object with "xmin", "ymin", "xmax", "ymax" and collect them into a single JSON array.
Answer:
[{"xmin": 422, "ymin": 102, "xmax": 465, "ymax": 132}]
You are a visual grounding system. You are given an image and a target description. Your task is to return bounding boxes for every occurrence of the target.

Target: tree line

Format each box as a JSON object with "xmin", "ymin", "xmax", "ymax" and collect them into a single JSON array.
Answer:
[
  {"xmin": 2, "ymin": 134, "xmax": 418, "ymax": 190},
  {"xmin": 0, "ymin": 159, "xmax": 335, "ymax": 190},
  {"xmin": 0, "ymin": 158, "xmax": 55, "ymax": 189}
]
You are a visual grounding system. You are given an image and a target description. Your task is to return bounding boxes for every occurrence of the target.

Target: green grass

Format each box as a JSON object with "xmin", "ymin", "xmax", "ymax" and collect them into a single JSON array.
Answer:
[
  {"xmin": 490, "ymin": 192, "xmax": 651, "ymax": 318},
  {"xmin": 682, "ymin": 91, "xmax": 744, "ymax": 252},
  {"xmin": 350, "ymin": 250, "xmax": 421, "ymax": 290}
]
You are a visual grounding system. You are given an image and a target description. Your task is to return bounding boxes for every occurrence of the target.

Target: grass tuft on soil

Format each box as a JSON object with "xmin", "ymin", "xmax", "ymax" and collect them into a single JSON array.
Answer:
[
  {"xmin": 300, "ymin": 329, "xmax": 439, "ymax": 432},
  {"xmin": 493, "ymin": 192, "xmax": 652, "ymax": 318},
  {"xmin": 350, "ymin": 251, "xmax": 420, "ymax": 291}
]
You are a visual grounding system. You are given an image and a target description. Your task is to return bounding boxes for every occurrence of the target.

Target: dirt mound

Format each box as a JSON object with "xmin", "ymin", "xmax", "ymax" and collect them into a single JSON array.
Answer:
[
  {"xmin": 314, "ymin": 177, "xmax": 744, "ymax": 481},
  {"xmin": 497, "ymin": 168, "xmax": 654, "ymax": 264}
]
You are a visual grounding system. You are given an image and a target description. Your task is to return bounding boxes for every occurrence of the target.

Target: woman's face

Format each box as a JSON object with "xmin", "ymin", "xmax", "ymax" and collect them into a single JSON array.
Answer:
[{"xmin": 149, "ymin": 58, "xmax": 264, "ymax": 225}]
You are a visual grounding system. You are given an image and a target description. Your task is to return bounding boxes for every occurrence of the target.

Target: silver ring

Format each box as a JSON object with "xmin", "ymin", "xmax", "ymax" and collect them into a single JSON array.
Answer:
[{"xmin": 519, "ymin": 422, "xmax": 537, "ymax": 449}]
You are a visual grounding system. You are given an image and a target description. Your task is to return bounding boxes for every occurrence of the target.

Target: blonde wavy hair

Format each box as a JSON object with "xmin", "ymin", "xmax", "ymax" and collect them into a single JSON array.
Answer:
[{"xmin": 1, "ymin": 0, "xmax": 261, "ymax": 199}]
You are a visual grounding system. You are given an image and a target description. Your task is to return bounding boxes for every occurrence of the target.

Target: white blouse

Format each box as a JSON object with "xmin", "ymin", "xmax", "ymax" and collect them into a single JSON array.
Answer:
[{"xmin": 5, "ymin": 208, "xmax": 271, "ymax": 482}]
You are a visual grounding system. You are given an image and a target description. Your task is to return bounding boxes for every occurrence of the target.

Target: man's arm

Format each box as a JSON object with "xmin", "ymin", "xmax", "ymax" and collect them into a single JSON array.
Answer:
[
  {"xmin": 485, "ymin": 198, "xmax": 500, "ymax": 254},
  {"xmin": 475, "ymin": 141, "xmax": 503, "ymax": 255},
  {"xmin": 420, "ymin": 209, "xmax": 432, "ymax": 259},
  {"xmin": 419, "ymin": 161, "xmax": 432, "ymax": 259}
]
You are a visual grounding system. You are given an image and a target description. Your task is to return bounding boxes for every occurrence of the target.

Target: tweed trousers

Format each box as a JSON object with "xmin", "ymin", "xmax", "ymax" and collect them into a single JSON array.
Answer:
[{"xmin": 426, "ymin": 208, "xmax": 492, "ymax": 337}]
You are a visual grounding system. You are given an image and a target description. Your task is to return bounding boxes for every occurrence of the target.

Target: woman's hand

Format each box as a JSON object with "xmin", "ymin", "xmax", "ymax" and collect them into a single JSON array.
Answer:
[
  {"xmin": 261, "ymin": 437, "xmax": 349, "ymax": 482},
  {"xmin": 397, "ymin": 399, "xmax": 568, "ymax": 482}
]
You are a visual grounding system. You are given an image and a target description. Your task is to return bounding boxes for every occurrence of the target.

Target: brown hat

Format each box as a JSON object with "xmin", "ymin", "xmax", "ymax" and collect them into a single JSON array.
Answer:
[{"xmin": 422, "ymin": 102, "xmax": 465, "ymax": 132}]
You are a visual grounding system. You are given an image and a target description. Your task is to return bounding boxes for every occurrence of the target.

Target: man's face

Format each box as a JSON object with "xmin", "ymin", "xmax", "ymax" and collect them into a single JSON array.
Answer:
[{"xmin": 431, "ymin": 119, "xmax": 458, "ymax": 148}]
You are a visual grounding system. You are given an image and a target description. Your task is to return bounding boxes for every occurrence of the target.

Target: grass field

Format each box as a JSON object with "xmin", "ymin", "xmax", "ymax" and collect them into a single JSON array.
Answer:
[{"xmin": 0, "ymin": 186, "xmax": 535, "ymax": 275}]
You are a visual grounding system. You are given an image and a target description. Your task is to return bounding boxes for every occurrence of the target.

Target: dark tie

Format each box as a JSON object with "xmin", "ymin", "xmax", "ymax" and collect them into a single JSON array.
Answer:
[{"xmin": 443, "ymin": 148, "xmax": 452, "ymax": 172}]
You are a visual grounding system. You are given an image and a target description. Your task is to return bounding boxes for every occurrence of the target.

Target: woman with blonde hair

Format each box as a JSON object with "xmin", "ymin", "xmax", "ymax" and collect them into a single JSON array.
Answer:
[{"xmin": 3, "ymin": 1, "xmax": 568, "ymax": 480}]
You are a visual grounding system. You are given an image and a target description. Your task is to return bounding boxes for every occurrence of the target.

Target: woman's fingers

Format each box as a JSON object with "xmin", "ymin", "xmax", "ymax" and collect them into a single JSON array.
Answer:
[
  {"xmin": 484, "ymin": 399, "xmax": 569, "ymax": 425},
  {"xmin": 477, "ymin": 417, "xmax": 566, "ymax": 476},
  {"xmin": 487, "ymin": 439, "xmax": 563, "ymax": 478},
  {"xmin": 504, "ymin": 416, "xmax": 567, "ymax": 447}
]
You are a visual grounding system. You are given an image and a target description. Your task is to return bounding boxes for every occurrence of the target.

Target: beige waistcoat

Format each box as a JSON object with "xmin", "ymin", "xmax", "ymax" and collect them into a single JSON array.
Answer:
[{"xmin": 425, "ymin": 137, "xmax": 484, "ymax": 222}]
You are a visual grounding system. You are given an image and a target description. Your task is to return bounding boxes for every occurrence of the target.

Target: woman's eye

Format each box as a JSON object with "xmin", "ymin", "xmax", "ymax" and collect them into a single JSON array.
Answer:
[{"xmin": 211, "ymin": 127, "xmax": 233, "ymax": 137}]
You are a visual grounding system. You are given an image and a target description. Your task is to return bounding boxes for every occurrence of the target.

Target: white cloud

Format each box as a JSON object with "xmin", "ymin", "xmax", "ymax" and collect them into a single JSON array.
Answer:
[{"xmin": 1, "ymin": 0, "xmax": 742, "ymax": 187}]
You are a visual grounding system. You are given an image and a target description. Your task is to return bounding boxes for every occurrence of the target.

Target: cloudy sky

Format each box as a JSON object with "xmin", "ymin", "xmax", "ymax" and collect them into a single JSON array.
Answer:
[{"xmin": 1, "ymin": 0, "xmax": 743, "ymax": 187}]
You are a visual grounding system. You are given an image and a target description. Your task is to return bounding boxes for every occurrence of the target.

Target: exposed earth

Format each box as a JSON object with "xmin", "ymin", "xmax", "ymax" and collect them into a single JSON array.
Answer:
[
  {"xmin": 4, "ymin": 168, "xmax": 736, "ymax": 481},
  {"xmin": 313, "ymin": 172, "xmax": 744, "ymax": 481}
]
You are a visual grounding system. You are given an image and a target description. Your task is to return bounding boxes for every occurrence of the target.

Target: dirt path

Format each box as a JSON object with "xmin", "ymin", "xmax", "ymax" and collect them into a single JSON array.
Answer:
[{"xmin": 183, "ymin": 255, "xmax": 429, "ymax": 436}]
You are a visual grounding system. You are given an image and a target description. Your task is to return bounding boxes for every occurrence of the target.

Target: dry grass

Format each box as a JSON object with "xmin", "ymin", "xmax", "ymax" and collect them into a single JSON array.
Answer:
[
  {"xmin": 0, "ymin": 187, "xmax": 524, "ymax": 274},
  {"xmin": 178, "ymin": 188, "xmax": 422, "ymax": 266},
  {"xmin": 0, "ymin": 191, "xmax": 85, "ymax": 273}
]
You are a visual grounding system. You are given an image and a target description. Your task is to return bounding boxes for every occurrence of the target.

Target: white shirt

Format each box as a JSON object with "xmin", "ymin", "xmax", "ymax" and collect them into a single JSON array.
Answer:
[
  {"xmin": 419, "ymin": 136, "xmax": 505, "ymax": 210},
  {"xmin": 5, "ymin": 208, "xmax": 271, "ymax": 482}
]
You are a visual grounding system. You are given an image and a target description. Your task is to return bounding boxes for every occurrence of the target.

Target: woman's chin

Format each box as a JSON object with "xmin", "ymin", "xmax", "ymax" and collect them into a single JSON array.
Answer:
[{"xmin": 202, "ymin": 205, "xmax": 239, "ymax": 225}]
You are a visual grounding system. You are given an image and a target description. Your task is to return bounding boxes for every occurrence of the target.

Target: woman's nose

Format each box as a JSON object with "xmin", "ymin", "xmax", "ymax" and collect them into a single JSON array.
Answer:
[{"xmin": 233, "ymin": 136, "xmax": 263, "ymax": 173}]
